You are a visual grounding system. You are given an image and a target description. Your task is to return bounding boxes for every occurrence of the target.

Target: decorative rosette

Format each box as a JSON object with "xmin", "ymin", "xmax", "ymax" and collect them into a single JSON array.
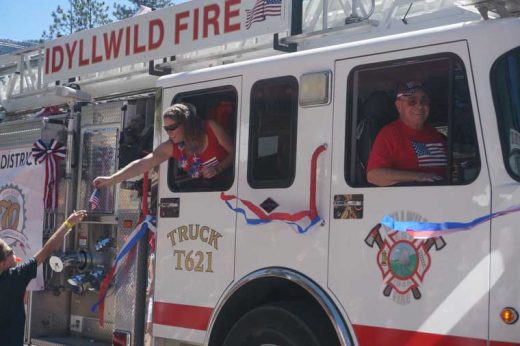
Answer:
[{"xmin": 32, "ymin": 139, "xmax": 66, "ymax": 209}]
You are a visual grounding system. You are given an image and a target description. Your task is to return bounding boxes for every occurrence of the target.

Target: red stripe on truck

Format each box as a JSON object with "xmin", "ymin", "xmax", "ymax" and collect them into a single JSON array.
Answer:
[
  {"xmin": 490, "ymin": 341, "xmax": 520, "ymax": 346},
  {"xmin": 153, "ymin": 301, "xmax": 213, "ymax": 330},
  {"xmin": 354, "ymin": 324, "xmax": 496, "ymax": 346},
  {"xmin": 152, "ymin": 304, "xmax": 519, "ymax": 346}
]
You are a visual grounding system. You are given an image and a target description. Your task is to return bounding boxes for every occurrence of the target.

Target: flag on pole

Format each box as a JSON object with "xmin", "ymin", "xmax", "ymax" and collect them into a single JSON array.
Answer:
[{"xmin": 245, "ymin": 0, "xmax": 282, "ymax": 29}]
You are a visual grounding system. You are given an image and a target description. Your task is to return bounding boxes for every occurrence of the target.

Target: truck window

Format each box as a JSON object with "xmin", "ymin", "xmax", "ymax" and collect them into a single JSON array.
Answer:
[
  {"xmin": 167, "ymin": 85, "xmax": 237, "ymax": 192},
  {"xmin": 491, "ymin": 47, "xmax": 520, "ymax": 181},
  {"xmin": 248, "ymin": 76, "xmax": 298, "ymax": 189},
  {"xmin": 345, "ymin": 53, "xmax": 480, "ymax": 187}
]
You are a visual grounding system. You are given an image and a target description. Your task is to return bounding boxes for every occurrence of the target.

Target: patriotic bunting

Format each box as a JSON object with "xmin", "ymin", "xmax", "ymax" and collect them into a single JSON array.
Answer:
[
  {"xmin": 220, "ymin": 192, "xmax": 322, "ymax": 233},
  {"xmin": 32, "ymin": 139, "xmax": 66, "ymax": 209},
  {"xmin": 91, "ymin": 215, "xmax": 156, "ymax": 326},
  {"xmin": 381, "ymin": 204, "xmax": 520, "ymax": 239},
  {"xmin": 221, "ymin": 144, "xmax": 326, "ymax": 234}
]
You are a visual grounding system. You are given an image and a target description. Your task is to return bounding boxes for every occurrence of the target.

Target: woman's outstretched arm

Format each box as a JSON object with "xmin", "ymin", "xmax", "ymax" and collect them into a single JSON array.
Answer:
[{"xmin": 94, "ymin": 141, "xmax": 172, "ymax": 188}]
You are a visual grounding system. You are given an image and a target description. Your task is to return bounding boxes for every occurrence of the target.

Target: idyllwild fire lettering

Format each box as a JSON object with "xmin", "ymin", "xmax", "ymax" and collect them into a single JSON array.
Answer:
[{"xmin": 44, "ymin": 0, "xmax": 241, "ymax": 76}]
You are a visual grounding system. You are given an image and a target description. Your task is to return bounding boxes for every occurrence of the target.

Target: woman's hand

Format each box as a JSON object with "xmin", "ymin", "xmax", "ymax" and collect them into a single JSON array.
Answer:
[
  {"xmin": 93, "ymin": 176, "xmax": 113, "ymax": 188},
  {"xmin": 201, "ymin": 165, "xmax": 220, "ymax": 179},
  {"xmin": 65, "ymin": 210, "xmax": 87, "ymax": 228}
]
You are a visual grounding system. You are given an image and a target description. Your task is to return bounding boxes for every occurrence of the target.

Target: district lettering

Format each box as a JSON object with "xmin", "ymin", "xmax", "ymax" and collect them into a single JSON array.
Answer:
[{"xmin": 0, "ymin": 152, "xmax": 35, "ymax": 170}]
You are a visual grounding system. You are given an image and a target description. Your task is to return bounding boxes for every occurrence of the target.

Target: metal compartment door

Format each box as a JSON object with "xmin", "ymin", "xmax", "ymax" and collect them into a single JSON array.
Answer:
[
  {"xmin": 329, "ymin": 41, "xmax": 491, "ymax": 344},
  {"xmin": 154, "ymin": 76, "xmax": 241, "ymax": 344}
]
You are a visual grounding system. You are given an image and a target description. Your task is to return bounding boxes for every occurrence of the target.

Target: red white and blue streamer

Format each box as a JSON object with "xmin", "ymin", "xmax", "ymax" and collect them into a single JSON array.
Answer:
[
  {"xmin": 32, "ymin": 139, "xmax": 66, "ymax": 209},
  {"xmin": 381, "ymin": 205, "xmax": 520, "ymax": 239},
  {"xmin": 221, "ymin": 192, "xmax": 322, "ymax": 233},
  {"xmin": 91, "ymin": 215, "xmax": 156, "ymax": 326},
  {"xmin": 220, "ymin": 144, "xmax": 326, "ymax": 234}
]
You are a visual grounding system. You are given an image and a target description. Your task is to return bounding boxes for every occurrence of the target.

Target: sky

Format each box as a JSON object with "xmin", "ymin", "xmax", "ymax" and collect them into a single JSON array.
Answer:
[{"xmin": 0, "ymin": 0, "xmax": 124, "ymax": 41}]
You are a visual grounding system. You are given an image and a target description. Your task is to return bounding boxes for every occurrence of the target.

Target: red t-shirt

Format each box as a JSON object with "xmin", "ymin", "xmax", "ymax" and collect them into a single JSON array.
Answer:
[
  {"xmin": 367, "ymin": 119, "xmax": 447, "ymax": 176},
  {"xmin": 171, "ymin": 122, "xmax": 228, "ymax": 178}
]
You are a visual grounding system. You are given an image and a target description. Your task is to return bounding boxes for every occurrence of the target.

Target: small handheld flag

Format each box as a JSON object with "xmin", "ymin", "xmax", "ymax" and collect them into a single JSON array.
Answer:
[{"xmin": 89, "ymin": 189, "xmax": 100, "ymax": 210}]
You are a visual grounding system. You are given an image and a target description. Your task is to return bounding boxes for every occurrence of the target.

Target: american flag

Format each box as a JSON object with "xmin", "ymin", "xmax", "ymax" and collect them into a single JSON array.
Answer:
[
  {"xmin": 245, "ymin": 0, "xmax": 282, "ymax": 30},
  {"xmin": 89, "ymin": 189, "xmax": 100, "ymax": 210},
  {"xmin": 412, "ymin": 141, "xmax": 447, "ymax": 167}
]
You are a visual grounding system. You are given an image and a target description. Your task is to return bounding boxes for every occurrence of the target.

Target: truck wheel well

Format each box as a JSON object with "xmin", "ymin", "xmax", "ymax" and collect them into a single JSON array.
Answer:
[{"xmin": 208, "ymin": 275, "xmax": 341, "ymax": 346}]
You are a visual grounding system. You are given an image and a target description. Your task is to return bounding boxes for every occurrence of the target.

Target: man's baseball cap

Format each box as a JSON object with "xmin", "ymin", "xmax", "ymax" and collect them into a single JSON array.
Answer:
[{"xmin": 396, "ymin": 81, "xmax": 429, "ymax": 98}]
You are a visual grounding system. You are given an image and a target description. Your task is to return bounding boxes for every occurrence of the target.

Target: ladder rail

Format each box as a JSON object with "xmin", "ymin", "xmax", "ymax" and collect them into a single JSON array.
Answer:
[{"xmin": 0, "ymin": 0, "xmax": 515, "ymax": 115}]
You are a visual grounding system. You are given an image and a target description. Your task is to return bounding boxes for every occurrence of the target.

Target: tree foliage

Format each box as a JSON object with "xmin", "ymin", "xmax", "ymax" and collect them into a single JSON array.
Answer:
[
  {"xmin": 43, "ymin": 0, "xmax": 112, "ymax": 40},
  {"xmin": 113, "ymin": 0, "xmax": 172, "ymax": 20}
]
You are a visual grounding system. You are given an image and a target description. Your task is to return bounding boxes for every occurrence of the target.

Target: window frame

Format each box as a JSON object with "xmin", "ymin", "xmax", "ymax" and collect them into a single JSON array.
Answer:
[
  {"xmin": 166, "ymin": 85, "xmax": 238, "ymax": 193},
  {"xmin": 247, "ymin": 75, "xmax": 299, "ymax": 189},
  {"xmin": 490, "ymin": 46, "xmax": 520, "ymax": 182},
  {"xmin": 344, "ymin": 52, "xmax": 481, "ymax": 188}
]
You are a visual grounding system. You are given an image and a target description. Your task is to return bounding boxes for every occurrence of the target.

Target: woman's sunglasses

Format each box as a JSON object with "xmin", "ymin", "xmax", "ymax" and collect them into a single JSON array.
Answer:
[{"xmin": 163, "ymin": 124, "xmax": 180, "ymax": 132}]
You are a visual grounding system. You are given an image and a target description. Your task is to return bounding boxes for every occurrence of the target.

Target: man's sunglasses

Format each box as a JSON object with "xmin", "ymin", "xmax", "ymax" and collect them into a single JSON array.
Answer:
[
  {"xmin": 402, "ymin": 97, "xmax": 430, "ymax": 107},
  {"xmin": 163, "ymin": 124, "xmax": 180, "ymax": 132}
]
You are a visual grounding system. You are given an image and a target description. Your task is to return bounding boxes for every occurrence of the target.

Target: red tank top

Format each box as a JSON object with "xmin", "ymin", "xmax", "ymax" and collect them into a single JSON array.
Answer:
[{"xmin": 171, "ymin": 122, "xmax": 228, "ymax": 178}]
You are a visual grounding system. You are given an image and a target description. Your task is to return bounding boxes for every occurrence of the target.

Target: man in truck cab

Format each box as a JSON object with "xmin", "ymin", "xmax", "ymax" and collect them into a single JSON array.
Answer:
[{"xmin": 366, "ymin": 81, "xmax": 448, "ymax": 186}]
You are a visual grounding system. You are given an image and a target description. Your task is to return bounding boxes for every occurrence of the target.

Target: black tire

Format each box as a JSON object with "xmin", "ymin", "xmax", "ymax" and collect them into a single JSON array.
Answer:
[{"xmin": 222, "ymin": 302, "xmax": 325, "ymax": 346}]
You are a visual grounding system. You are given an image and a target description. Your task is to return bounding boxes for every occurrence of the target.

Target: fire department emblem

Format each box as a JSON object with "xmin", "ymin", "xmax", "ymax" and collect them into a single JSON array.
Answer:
[
  {"xmin": 0, "ymin": 184, "xmax": 28, "ymax": 255},
  {"xmin": 365, "ymin": 212, "xmax": 446, "ymax": 305}
]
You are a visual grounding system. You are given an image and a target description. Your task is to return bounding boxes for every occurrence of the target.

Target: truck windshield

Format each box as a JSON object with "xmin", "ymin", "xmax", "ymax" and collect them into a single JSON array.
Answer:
[{"xmin": 491, "ymin": 47, "xmax": 520, "ymax": 181}]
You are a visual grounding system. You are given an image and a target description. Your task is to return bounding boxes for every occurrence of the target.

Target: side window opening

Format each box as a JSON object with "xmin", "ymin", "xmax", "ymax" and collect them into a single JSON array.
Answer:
[
  {"xmin": 491, "ymin": 46, "xmax": 520, "ymax": 181},
  {"xmin": 248, "ymin": 76, "xmax": 298, "ymax": 189},
  {"xmin": 167, "ymin": 85, "xmax": 237, "ymax": 192},
  {"xmin": 118, "ymin": 97, "xmax": 157, "ymax": 214},
  {"xmin": 119, "ymin": 97, "xmax": 155, "ymax": 169},
  {"xmin": 346, "ymin": 53, "xmax": 481, "ymax": 187}
]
